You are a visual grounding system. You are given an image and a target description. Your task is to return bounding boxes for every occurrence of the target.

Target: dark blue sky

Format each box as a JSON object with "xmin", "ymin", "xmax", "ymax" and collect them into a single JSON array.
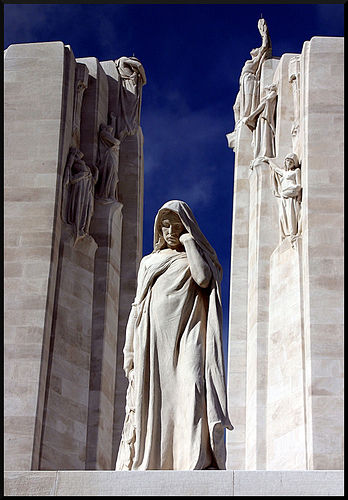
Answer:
[{"xmin": 4, "ymin": 3, "xmax": 345, "ymax": 357}]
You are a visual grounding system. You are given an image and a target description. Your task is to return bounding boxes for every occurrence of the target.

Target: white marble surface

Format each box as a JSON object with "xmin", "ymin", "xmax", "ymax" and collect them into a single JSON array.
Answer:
[
  {"xmin": 226, "ymin": 34, "xmax": 343, "ymax": 471},
  {"xmin": 4, "ymin": 470, "xmax": 344, "ymax": 496},
  {"xmin": 116, "ymin": 200, "xmax": 231, "ymax": 471},
  {"xmin": 4, "ymin": 41, "xmax": 70, "ymax": 471}
]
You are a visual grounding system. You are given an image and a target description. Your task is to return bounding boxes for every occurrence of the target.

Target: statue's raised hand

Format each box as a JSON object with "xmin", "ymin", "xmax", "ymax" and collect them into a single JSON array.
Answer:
[{"xmin": 258, "ymin": 18, "xmax": 268, "ymax": 36}]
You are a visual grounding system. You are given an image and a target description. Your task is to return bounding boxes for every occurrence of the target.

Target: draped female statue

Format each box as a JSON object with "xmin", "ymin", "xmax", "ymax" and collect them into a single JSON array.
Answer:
[
  {"xmin": 62, "ymin": 147, "xmax": 98, "ymax": 245},
  {"xmin": 266, "ymin": 153, "xmax": 302, "ymax": 244},
  {"xmin": 114, "ymin": 56, "xmax": 146, "ymax": 142},
  {"xmin": 116, "ymin": 200, "xmax": 233, "ymax": 470},
  {"xmin": 243, "ymin": 83, "xmax": 277, "ymax": 159},
  {"xmin": 95, "ymin": 113, "xmax": 120, "ymax": 203}
]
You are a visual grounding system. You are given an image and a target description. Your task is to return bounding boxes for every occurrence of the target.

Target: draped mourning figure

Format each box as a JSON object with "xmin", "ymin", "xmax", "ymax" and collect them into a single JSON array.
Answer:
[
  {"xmin": 116, "ymin": 200, "xmax": 233, "ymax": 471},
  {"xmin": 114, "ymin": 56, "xmax": 146, "ymax": 142},
  {"xmin": 71, "ymin": 63, "xmax": 89, "ymax": 149},
  {"xmin": 265, "ymin": 154, "xmax": 302, "ymax": 244},
  {"xmin": 233, "ymin": 17, "xmax": 272, "ymax": 126},
  {"xmin": 62, "ymin": 147, "xmax": 98, "ymax": 245},
  {"xmin": 95, "ymin": 113, "xmax": 120, "ymax": 203},
  {"xmin": 243, "ymin": 83, "xmax": 277, "ymax": 159},
  {"xmin": 288, "ymin": 55, "xmax": 301, "ymax": 155}
]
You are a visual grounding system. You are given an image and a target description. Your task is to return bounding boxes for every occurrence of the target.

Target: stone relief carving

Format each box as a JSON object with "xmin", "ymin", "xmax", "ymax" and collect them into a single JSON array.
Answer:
[
  {"xmin": 62, "ymin": 147, "xmax": 99, "ymax": 245},
  {"xmin": 71, "ymin": 63, "xmax": 89, "ymax": 149},
  {"xmin": 114, "ymin": 56, "xmax": 146, "ymax": 142},
  {"xmin": 243, "ymin": 83, "xmax": 277, "ymax": 159},
  {"xmin": 288, "ymin": 55, "xmax": 301, "ymax": 156},
  {"xmin": 95, "ymin": 112, "xmax": 120, "ymax": 203},
  {"xmin": 116, "ymin": 200, "xmax": 233, "ymax": 471},
  {"xmin": 233, "ymin": 18, "xmax": 272, "ymax": 128},
  {"xmin": 264, "ymin": 153, "xmax": 302, "ymax": 245}
]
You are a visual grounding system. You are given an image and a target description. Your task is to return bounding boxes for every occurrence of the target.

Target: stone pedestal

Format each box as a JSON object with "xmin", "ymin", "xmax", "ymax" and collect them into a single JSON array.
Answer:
[
  {"xmin": 111, "ymin": 127, "xmax": 145, "ymax": 464},
  {"xmin": 40, "ymin": 231, "xmax": 98, "ymax": 470},
  {"xmin": 267, "ymin": 237, "xmax": 306, "ymax": 469},
  {"xmin": 3, "ymin": 470, "xmax": 344, "ymax": 496},
  {"xmin": 225, "ymin": 123, "xmax": 252, "ymax": 470},
  {"xmin": 245, "ymin": 160, "xmax": 278, "ymax": 469},
  {"xmin": 87, "ymin": 201, "xmax": 123, "ymax": 470}
]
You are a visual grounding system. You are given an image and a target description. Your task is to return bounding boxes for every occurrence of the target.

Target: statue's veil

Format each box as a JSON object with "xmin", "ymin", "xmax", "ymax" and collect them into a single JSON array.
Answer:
[{"xmin": 153, "ymin": 200, "xmax": 222, "ymax": 283}]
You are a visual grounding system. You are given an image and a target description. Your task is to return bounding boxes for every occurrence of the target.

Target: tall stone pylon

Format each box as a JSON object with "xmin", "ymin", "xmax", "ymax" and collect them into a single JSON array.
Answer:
[
  {"xmin": 4, "ymin": 41, "xmax": 146, "ymax": 471},
  {"xmin": 226, "ymin": 20, "xmax": 343, "ymax": 470}
]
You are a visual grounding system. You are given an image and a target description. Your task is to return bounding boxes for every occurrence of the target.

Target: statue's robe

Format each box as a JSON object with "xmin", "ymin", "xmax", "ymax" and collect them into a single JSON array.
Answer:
[{"xmin": 116, "ymin": 201, "xmax": 232, "ymax": 470}]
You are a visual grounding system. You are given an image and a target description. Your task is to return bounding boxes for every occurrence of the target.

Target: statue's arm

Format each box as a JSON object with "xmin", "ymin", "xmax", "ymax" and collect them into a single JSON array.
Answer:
[
  {"xmin": 242, "ymin": 97, "xmax": 265, "ymax": 126},
  {"xmin": 233, "ymin": 91, "xmax": 241, "ymax": 124},
  {"xmin": 123, "ymin": 308, "xmax": 135, "ymax": 377},
  {"xmin": 179, "ymin": 233, "xmax": 212, "ymax": 288},
  {"xmin": 110, "ymin": 112, "xmax": 117, "ymax": 135},
  {"xmin": 267, "ymin": 158, "xmax": 283, "ymax": 176},
  {"xmin": 123, "ymin": 258, "xmax": 147, "ymax": 377},
  {"xmin": 89, "ymin": 163, "xmax": 99, "ymax": 183},
  {"xmin": 70, "ymin": 168, "xmax": 89, "ymax": 183},
  {"xmin": 258, "ymin": 18, "xmax": 270, "ymax": 52},
  {"xmin": 254, "ymin": 18, "xmax": 271, "ymax": 75},
  {"xmin": 295, "ymin": 167, "xmax": 301, "ymax": 186},
  {"xmin": 65, "ymin": 149, "xmax": 77, "ymax": 185}
]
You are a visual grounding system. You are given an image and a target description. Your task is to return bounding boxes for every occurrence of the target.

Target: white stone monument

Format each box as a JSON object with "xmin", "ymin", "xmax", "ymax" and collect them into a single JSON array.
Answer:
[
  {"xmin": 4, "ymin": 22, "xmax": 344, "ymax": 495},
  {"xmin": 4, "ymin": 42, "xmax": 146, "ymax": 472},
  {"xmin": 226, "ymin": 19, "xmax": 343, "ymax": 474}
]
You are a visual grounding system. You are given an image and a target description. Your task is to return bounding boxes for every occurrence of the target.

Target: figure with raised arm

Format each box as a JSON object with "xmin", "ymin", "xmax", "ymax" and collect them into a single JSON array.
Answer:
[
  {"xmin": 233, "ymin": 17, "xmax": 272, "ymax": 126},
  {"xmin": 265, "ymin": 153, "xmax": 302, "ymax": 245}
]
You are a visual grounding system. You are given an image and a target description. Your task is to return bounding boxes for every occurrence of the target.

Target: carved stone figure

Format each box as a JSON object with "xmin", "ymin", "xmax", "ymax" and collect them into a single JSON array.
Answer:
[
  {"xmin": 95, "ymin": 113, "xmax": 120, "ymax": 203},
  {"xmin": 114, "ymin": 56, "xmax": 146, "ymax": 142},
  {"xmin": 265, "ymin": 154, "xmax": 302, "ymax": 244},
  {"xmin": 116, "ymin": 200, "xmax": 233, "ymax": 471},
  {"xmin": 243, "ymin": 83, "xmax": 277, "ymax": 159},
  {"xmin": 233, "ymin": 18, "xmax": 272, "ymax": 127},
  {"xmin": 71, "ymin": 63, "xmax": 89, "ymax": 149},
  {"xmin": 288, "ymin": 55, "xmax": 301, "ymax": 155},
  {"xmin": 62, "ymin": 147, "xmax": 98, "ymax": 245}
]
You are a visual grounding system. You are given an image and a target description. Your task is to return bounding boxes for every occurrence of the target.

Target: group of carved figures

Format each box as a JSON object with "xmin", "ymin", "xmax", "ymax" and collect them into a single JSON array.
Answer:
[
  {"xmin": 233, "ymin": 17, "xmax": 276, "ymax": 159},
  {"xmin": 62, "ymin": 56, "xmax": 146, "ymax": 245},
  {"xmin": 115, "ymin": 20, "xmax": 303, "ymax": 470},
  {"xmin": 59, "ymin": 18, "xmax": 303, "ymax": 473},
  {"xmin": 233, "ymin": 17, "xmax": 302, "ymax": 244}
]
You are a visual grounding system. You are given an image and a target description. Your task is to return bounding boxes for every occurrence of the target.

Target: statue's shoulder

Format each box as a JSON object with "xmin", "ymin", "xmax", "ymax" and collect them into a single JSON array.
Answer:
[
  {"xmin": 139, "ymin": 252, "xmax": 155, "ymax": 268},
  {"xmin": 142, "ymin": 252, "xmax": 154, "ymax": 262}
]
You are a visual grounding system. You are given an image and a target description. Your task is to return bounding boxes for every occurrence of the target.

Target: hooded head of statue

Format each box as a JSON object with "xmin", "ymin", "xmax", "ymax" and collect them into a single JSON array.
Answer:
[
  {"xmin": 153, "ymin": 200, "xmax": 222, "ymax": 283},
  {"xmin": 284, "ymin": 152, "xmax": 300, "ymax": 170}
]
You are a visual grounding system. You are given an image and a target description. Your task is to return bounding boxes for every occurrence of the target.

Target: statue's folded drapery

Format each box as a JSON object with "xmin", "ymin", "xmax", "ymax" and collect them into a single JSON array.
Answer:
[
  {"xmin": 116, "ymin": 200, "xmax": 232, "ymax": 470},
  {"xmin": 269, "ymin": 155, "xmax": 302, "ymax": 241}
]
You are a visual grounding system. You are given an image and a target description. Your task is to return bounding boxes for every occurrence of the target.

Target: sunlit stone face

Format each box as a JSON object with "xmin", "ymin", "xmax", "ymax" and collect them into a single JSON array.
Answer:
[{"xmin": 161, "ymin": 211, "xmax": 185, "ymax": 249}]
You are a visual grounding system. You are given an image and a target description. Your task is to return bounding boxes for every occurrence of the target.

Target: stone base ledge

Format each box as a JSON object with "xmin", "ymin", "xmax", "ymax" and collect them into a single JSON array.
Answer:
[{"xmin": 4, "ymin": 470, "xmax": 344, "ymax": 496}]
